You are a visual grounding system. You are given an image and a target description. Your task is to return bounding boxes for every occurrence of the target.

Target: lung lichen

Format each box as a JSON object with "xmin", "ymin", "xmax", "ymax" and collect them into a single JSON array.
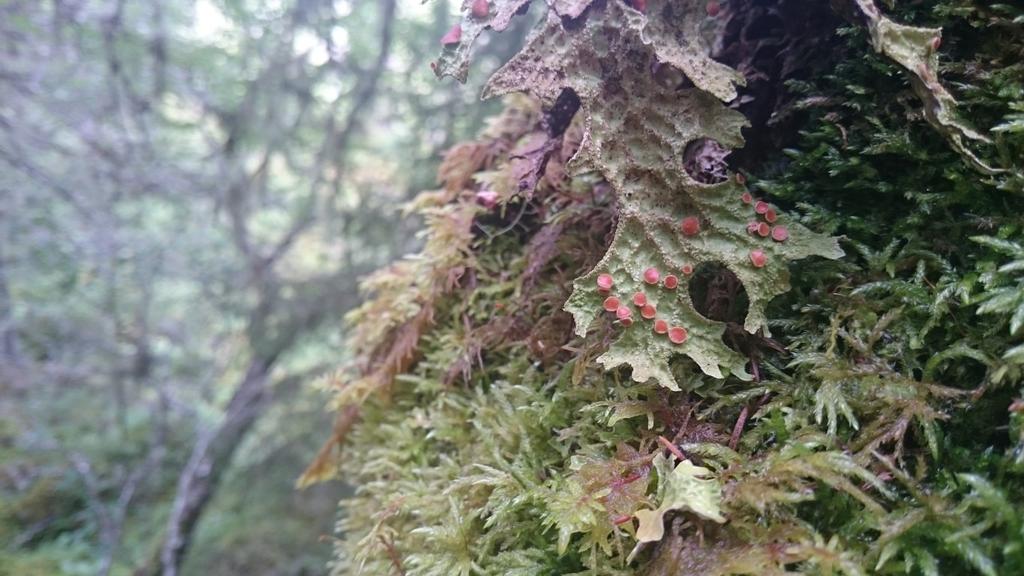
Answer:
[
  {"xmin": 316, "ymin": 2, "xmax": 1024, "ymax": 574},
  {"xmin": 484, "ymin": 0, "xmax": 841, "ymax": 388}
]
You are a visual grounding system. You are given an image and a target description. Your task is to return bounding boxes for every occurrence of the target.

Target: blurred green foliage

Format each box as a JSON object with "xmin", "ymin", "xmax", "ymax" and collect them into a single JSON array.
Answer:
[{"xmin": 0, "ymin": 0, "xmax": 531, "ymax": 574}]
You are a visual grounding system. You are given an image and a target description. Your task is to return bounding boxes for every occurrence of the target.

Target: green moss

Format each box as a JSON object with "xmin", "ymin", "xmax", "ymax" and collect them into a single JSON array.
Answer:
[{"xmin": 319, "ymin": 1, "xmax": 1024, "ymax": 574}]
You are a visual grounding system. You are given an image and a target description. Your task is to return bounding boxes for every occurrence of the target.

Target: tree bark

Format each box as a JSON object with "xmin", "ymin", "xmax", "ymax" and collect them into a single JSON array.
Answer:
[
  {"xmin": 141, "ymin": 358, "xmax": 273, "ymax": 576},
  {"xmin": 0, "ymin": 241, "xmax": 19, "ymax": 364},
  {"xmin": 138, "ymin": 1, "xmax": 397, "ymax": 572}
]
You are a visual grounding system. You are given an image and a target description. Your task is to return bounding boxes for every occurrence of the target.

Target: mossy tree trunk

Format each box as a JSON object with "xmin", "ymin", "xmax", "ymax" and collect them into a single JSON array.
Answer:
[{"xmin": 310, "ymin": 1, "xmax": 1024, "ymax": 574}]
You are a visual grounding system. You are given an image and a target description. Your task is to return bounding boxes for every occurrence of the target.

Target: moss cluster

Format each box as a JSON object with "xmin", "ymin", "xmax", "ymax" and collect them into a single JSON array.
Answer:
[{"xmin": 314, "ymin": 1, "xmax": 1024, "ymax": 574}]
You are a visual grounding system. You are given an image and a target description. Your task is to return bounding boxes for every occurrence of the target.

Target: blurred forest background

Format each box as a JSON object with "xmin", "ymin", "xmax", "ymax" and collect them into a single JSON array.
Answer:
[{"xmin": 0, "ymin": 1, "xmax": 531, "ymax": 574}]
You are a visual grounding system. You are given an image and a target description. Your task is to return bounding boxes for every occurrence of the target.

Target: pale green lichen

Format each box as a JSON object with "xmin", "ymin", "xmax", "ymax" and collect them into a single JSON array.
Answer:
[
  {"xmin": 432, "ymin": 0, "xmax": 534, "ymax": 83},
  {"xmin": 633, "ymin": 455, "xmax": 724, "ymax": 545},
  {"xmin": 851, "ymin": 0, "xmax": 1000, "ymax": 174},
  {"xmin": 484, "ymin": 0, "xmax": 841, "ymax": 388}
]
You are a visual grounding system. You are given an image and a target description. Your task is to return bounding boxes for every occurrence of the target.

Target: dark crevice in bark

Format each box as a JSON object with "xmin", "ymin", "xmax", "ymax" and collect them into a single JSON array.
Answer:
[
  {"xmin": 545, "ymin": 88, "xmax": 581, "ymax": 137},
  {"xmin": 714, "ymin": 0, "xmax": 844, "ymax": 168}
]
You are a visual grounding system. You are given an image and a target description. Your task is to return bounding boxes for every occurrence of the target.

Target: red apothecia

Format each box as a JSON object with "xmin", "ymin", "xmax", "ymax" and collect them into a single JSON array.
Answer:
[
  {"xmin": 616, "ymin": 305, "xmax": 633, "ymax": 325},
  {"xmin": 644, "ymin": 267, "xmax": 660, "ymax": 284},
  {"xmin": 440, "ymin": 24, "xmax": 462, "ymax": 45},
  {"xmin": 471, "ymin": 0, "xmax": 489, "ymax": 19},
  {"xmin": 749, "ymin": 249, "xmax": 767, "ymax": 268},
  {"xmin": 668, "ymin": 326, "xmax": 689, "ymax": 344},
  {"xmin": 681, "ymin": 216, "xmax": 701, "ymax": 236},
  {"xmin": 476, "ymin": 190, "xmax": 498, "ymax": 208},
  {"xmin": 632, "ymin": 292, "xmax": 647, "ymax": 307}
]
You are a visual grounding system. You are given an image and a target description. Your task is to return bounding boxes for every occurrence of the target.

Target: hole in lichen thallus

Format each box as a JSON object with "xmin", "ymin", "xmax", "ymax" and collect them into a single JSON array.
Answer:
[
  {"xmin": 688, "ymin": 262, "xmax": 749, "ymax": 323},
  {"xmin": 545, "ymin": 88, "xmax": 581, "ymax": 137},
  {"xmin": 682, "ymin": 138, "xmax": 731, "ymax": 184}
]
